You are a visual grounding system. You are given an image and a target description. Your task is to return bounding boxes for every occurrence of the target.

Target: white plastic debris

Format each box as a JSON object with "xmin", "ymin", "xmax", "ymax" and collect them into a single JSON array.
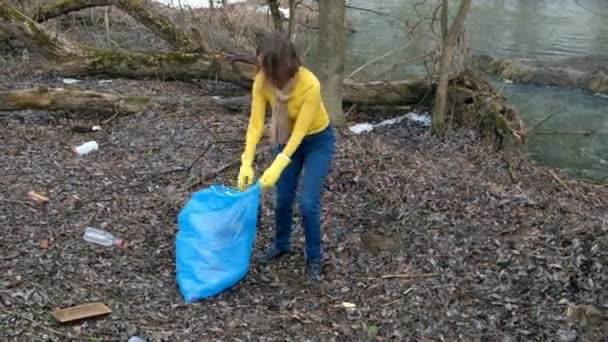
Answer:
[
  {"xmin": 72, "ymin": 141, "xmax": 99, "ymax": 156},
  {"xmin": 349, "ymin": 123, "xmax": 374, "ymax": 134},
  {"xmin": 503, "ymin": 79, "xmax": 514, "ymax": 84},
  {"xmin": 62, "ymin": 78, "xmax": 81, "ymax": 85},
  {"xmin": 91, "ymin": 125, "xmax": 102, "ymax": 131},
  {"xmin": 348, "ymin": 112, "xmax": 431, "ymax": 134},
  {"xmin": 98, "ymin": 80, "xmax": 112, "ymax": 84},
  {"xmin": 404, "ymin": 112, "xmax": 431, "ymax": 126}
]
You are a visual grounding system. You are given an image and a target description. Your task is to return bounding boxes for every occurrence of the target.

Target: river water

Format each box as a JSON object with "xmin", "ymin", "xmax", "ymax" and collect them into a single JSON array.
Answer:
[
  {"xmin": 339, "ymin": 0, "xmax": 608, "ymax": 181},
  {"xmin": 158, "ymin": 0, "xmax": 608, "ymax": 181}
]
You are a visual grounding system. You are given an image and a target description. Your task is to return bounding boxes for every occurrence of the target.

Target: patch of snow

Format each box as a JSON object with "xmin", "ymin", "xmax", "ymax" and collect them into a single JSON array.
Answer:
[
  {"xmin": 62, "ymin": 78, "xmax": 80, "ymax": 84},
  {"xmin": 348, "ymin": 112, "xmax": 431, "ymax": 134}
]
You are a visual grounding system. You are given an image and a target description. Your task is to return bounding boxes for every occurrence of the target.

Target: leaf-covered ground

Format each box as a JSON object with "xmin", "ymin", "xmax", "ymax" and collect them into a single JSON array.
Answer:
[{"xmin": 1, "ymin": 63, "xmax": 607, "ymax": 342}]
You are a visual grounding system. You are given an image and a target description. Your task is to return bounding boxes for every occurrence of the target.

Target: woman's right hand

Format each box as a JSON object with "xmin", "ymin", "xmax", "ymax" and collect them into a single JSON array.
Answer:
[{"xmin": 238, "ymin": 163, "xmax": 254, "ymax": 191}]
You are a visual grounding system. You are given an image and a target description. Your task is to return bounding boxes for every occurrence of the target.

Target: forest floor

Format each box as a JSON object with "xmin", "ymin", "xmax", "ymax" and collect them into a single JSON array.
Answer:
[{"xmin": 1, "ymin": 54, "xmax": 607, "ymax": 342}]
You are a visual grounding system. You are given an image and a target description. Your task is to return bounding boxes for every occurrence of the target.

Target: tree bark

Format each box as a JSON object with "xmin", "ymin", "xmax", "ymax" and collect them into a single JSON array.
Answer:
[
  {"xmin": 33, "ymin": 0, "xmax": 196, "ymax": 51},
  {"xmin": 267, "ymin": 0, "xmax": 283, "ymax": 31},
  {"xmin": 0, "ymin": 87, "xmax": 151, "ymax": 114},
  {"xmin": 316, "ymin": 0, "xmax": 346, "ymax": 126},
  {"xmin": 431, "ymin": 0, "xmax": 471, "ymax": 137},
  {"xmin": 287, "ymin": 0, "xmax": 296, "ymax": 39}
]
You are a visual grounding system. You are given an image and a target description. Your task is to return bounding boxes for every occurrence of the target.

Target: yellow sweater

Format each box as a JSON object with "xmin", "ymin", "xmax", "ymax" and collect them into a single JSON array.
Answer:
[{"xmin": 242, "ymin": 66, "xmax": 330, "ymax": 163}]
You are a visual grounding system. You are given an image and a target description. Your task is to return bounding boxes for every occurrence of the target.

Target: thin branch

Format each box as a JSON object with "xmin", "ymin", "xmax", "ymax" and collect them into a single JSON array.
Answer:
[
  {"xmin": 574, "ymin": 0, "xmax": 608, "ymax": 18},
  {"xmin": 347, "ymin": 40, "xmax": 414, "ymax": 79}
]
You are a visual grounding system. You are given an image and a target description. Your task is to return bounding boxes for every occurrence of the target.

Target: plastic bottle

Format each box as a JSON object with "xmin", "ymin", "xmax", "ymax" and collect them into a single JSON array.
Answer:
[
  {"xmin": 73, "ymin": 141, "xmax": 99, "ymax": 156},
  {"xmin": 83, "ymin": 227, "xmax": 124, "ymax": 247}
]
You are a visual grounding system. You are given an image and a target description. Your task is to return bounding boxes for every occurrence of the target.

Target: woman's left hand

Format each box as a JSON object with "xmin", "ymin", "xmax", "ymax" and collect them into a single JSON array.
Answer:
[{"xmin": 259, "ymin": 153, "xmax": 291, "ymax": 188}]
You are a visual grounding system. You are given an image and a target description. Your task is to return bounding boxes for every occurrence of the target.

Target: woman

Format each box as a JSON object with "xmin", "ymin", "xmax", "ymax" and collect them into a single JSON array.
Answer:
[{"xmin": 237, "ymin": 32, "xmax": 335, "ymax": 281}]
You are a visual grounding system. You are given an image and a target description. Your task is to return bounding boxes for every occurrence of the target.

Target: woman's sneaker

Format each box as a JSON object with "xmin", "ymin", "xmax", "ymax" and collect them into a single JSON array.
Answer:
[
  {"xmin": 306, "ymin": 258, "xmax": 322, "ymax": 281},
  {"xmin": 255, "ymin": 245, "xmax": 292, "ymax": 265}
]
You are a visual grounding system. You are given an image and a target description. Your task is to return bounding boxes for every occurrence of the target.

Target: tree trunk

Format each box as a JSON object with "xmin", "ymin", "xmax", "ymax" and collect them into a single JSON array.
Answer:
[
  {"xmin": 316, "ymin": 0, "xmax": 346, "ymax": 126},
  {"xmin": 0, "ymin": 87, "xmax": 151, "ymax": 114},
  {"xmin": 33, "ymin": 0, "xmax": 196, "ymax": 51},
  {"xmin": 287, "ymin": 0, "xmax": 296, "ymax": 39},
  {"xmin": 431, "ymin": 0, "xmax": 471, "ymax": 137},
  {"xmin": 267, "ymin": 0, "xmax": 283, "ymax": 31}
]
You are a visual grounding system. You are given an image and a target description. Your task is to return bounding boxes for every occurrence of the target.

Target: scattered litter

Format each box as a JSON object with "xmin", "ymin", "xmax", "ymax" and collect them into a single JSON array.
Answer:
[
  {"xmin": 339, "ymin": 302, "xmax": 357, "ymax": 311},
  {"xmin": 62, "ymin": 78, "xmax": 81, "ymax": 85},
  {"xmin": 348, "ymin": 123, "xmax": 374, "ymax": 134},
  {"xmin": 27, "ymin": 191, "xmax": 49, "ymax": 203},
  {"xmin": 503, "ymin": 79, "xmax": 514, "ymax": 84},
  {"xmin": 39, "ymin": 239, "xmax": 49, "ymax": 249},
  {"xmin": 51, "ymin": 302, "xmax": 111, "ymax": 323},
  {"xmin": 72, "ymin": 141, "xmax": 99, "ymax": 156},
  {"xmin": 349, "ymin": 112, "xmax": 430, "ymax": 134},
  {"xmin": 83, "ymin": 227, "xmax": 125, "ymax": 248},
  {"xmin": 404, "ymin": 112, "xmax": 431, "ymax": 126}
]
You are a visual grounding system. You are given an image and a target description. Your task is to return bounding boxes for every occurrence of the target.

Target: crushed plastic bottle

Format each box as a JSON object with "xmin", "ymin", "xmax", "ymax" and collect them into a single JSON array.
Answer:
[
  {"xmin": 73, "ymin": 141, "xmax": 99, "ymax": 156},
  {"xmin": 83, "ymin": 227, "xmax": 124, "ymax": 247}
]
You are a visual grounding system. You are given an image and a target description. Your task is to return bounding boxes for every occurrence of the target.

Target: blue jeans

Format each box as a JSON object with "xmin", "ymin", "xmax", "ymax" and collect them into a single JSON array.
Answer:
[{"xmin": 274, "ymin": 125, "xmax": 335, "ymax": 260}]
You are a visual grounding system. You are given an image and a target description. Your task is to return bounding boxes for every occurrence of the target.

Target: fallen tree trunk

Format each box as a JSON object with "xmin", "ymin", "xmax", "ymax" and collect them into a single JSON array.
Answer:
[
  {"xmin": 0, "ymin": 87, "xmax": 152, "ymax": 114},
  {"xmin": 0, "ymin": 1, "xmax": 431, "ymax": 105},
  {"xmin": 32, "ymin": 0, "xmax": 196, "ymax": 51}
]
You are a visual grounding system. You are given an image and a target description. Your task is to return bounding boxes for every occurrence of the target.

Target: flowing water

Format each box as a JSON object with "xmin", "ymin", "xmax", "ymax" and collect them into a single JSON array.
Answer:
[
  {"xmin": 158, "ymin": 0, "xmax": 608, "ymax": 181},
  {"xmin": 331, "ymin": 0, "xmax": 608, "ymax": 181}
]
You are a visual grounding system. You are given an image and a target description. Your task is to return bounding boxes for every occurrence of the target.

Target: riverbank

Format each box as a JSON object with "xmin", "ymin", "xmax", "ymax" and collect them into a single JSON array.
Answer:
[{"xmin": 1, "ymin": 60, "xmax": 607, "ymax": 341}]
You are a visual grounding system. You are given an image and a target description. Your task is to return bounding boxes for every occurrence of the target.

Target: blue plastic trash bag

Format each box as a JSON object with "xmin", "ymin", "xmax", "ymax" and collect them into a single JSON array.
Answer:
[{"xmin": 176, "ymin": 182, "xmax": 261, "ymax": 303}]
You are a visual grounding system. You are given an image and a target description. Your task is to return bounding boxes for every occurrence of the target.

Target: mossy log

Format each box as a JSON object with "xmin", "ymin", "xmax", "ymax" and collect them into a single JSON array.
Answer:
[
  {"xmin": 0, "ymin": 87, "xmax": 151, "ymax": 114},
  {"xmin": 32, "ymin": 0, "xmax": 196, "ymax": 50}
]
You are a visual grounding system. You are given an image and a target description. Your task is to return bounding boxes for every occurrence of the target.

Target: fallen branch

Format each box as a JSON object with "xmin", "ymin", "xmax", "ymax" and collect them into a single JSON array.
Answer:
[
  {"xmin": 380, "ymin": 273, "xmax": 439, "ymax": 279},
  {"xmin": 546, "ymin": 169, "xmax": 574, "ymax": 196},
  {"xmin": 0, "ymin": 87, "xmax": 151, "ymax": 114}
]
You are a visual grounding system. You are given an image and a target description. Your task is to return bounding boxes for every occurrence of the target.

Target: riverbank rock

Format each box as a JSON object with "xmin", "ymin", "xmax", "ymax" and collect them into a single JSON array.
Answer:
[{"xmin": 473, "ymin": 54, "xmax": 608, "ymax": 95}]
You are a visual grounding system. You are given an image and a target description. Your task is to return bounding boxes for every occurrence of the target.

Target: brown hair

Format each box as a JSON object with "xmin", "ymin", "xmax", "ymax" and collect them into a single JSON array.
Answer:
[{"xmin": 256, "ymin": 32, "xmax": 300, "ymax": 88}]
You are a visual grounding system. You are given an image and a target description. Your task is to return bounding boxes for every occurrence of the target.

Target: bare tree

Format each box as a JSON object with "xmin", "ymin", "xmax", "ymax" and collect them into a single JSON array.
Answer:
[
  {"xmin": 316, "ymin": 0, "xmax": 346, "ymax": 126},
  {"xmin": 431, "ymin": 0, "xmax": 472, "ymax": 137}
]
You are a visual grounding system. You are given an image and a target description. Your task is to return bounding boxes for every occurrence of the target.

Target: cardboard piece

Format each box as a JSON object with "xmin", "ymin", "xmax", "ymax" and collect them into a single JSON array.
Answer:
[{"xmin": 51, "ymin": 302, "xmax": 111, "ymax": 323}]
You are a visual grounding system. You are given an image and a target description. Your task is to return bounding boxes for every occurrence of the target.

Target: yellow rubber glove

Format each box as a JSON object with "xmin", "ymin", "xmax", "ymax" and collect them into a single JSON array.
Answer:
[
  {"xmin": 238, "ymin": 155, "xmax": 255, "ymax": 191},
  {"xmin": 259, "ymin": 153, "xmax": 291, "ymax": 189}
]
